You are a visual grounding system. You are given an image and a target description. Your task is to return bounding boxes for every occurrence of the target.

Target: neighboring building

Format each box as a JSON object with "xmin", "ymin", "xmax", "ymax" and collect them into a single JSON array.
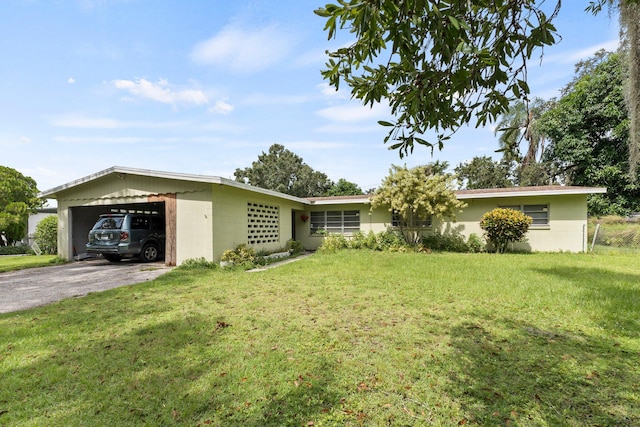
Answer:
[
  {"xmin": 39, "ymin": 166, "xmax": 607, "ymax": 265},
  {"xmin": 26, "ymin": 207, "xmax": 57, "ymax": 245}
]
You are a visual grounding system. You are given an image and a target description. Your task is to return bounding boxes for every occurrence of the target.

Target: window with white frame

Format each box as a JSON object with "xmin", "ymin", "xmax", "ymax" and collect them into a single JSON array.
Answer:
[
  {"xmin": 310, "ymin": 210, "xmax": 360, "ymax": 234},
  {"xmin": 499, "ymin": 204, "xmax": 549, "ymax": 226},
  {"xmin": 247, "ymin": 202, "xmax": 280, "ymax": 244},
  {"xmin": 391, "ymin": 211, "xmax": 432, "ymax": 228}
]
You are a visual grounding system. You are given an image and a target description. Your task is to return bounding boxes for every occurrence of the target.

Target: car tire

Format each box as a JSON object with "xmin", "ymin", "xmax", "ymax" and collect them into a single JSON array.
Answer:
[
  {"xmin": 103, "ymin": 254, "xmax": 122, "ymax": 262},
  {"xmin": 140, "ymin": 243, "xmax": 159, "ymax": 262}
]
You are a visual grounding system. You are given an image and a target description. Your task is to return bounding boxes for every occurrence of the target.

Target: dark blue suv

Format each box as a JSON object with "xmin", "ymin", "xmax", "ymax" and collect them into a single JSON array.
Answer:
[{"xmin": 86, "ymin": 213, "xmax": 165, "ymax": 262}]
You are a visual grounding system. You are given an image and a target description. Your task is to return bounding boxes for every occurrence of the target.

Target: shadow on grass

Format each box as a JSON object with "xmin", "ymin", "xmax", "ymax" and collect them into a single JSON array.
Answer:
[
  {"xmin": 446, "ymin": 316, "xmax": 639, "ymax": 425},
  {"xmin": 2, "ymin": 302, "xmax": 341, "ymax": 426},
  {"xmin": 533, "ymin": 266, "xmax": 640, "ymax": 338}
]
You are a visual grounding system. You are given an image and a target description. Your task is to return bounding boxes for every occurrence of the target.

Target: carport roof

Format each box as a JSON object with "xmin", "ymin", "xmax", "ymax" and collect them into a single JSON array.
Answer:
[{"xmin": 39, "ymin": 166, "xmax": 311, "ymax": 204}]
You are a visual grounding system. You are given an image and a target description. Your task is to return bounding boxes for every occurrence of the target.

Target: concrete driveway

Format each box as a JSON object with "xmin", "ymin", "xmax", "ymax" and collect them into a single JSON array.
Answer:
[{"xmin": 0, "ymin": 258, "xmax": 173, "ymax": 314}]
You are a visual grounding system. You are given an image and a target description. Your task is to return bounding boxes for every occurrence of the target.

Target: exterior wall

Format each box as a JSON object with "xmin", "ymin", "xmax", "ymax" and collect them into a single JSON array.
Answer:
[
  {"xmin": 453, "ymin": 194, "xmax": 588, "ymax": 252},
  {"xmin": 211, "ymin": 184, "xmax": 305, "ymax": 261},
  {"xmin": 302, "ymin": 194, "xmax": 589, "ymax": 253},
  {"xmin": 175, "ymin": 190, "xmax": 214, "ymax": 264},
  {"xmin": 298, "ymin": 203, "xmax": 388, "ymax": 250}
]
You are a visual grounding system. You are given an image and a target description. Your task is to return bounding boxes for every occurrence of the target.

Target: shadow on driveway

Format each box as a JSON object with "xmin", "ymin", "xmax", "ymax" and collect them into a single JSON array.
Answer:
[{"xmin": 0, "ymin": 258, "xmax": 173, "ymax": 314}]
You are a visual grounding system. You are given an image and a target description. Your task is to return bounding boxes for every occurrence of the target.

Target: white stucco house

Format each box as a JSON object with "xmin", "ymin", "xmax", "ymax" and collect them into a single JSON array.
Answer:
[{"xmin": 39, "ymin": 166, "xmax": 607, "ymax": 265}]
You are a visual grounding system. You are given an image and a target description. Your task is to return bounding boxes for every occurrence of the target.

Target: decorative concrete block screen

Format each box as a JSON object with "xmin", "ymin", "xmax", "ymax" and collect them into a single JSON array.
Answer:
[{"xmin": 247, "ymin": 202, "xmax": 280, "ymax": 245}]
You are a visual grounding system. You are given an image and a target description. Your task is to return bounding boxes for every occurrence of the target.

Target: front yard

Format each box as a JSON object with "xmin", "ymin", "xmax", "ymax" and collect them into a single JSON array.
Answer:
[{"xmin": 1, "ymin": 251, "xmax": 638, "ymax": 425}]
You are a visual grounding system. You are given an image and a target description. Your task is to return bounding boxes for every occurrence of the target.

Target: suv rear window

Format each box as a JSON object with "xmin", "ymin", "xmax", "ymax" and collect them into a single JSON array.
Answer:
[{"xmin": 93, "ymin": 217, "xmax": 124, "ymax": 230}]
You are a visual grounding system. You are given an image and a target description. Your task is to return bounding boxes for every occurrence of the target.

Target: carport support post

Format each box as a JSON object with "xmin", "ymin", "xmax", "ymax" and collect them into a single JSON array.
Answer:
[{"xmin": 149, "ymin": 194, "xmax": 176, "ymax": 266}]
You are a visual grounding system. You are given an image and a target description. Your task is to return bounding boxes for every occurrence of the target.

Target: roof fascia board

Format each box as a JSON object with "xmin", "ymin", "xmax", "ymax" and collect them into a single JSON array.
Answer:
[
  {"xmin": 455, "ymin": 187, "xmax": 607, "ymax": 199},
  {"xmin": 308, "ymin": 197, "xmax": 370, "ymax": 205}
]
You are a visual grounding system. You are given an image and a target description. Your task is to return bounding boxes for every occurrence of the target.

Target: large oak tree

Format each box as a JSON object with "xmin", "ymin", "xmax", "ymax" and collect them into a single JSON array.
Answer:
[{"xmin": 234, "ymin": 144, "xmax": 332, "ymax": 197}]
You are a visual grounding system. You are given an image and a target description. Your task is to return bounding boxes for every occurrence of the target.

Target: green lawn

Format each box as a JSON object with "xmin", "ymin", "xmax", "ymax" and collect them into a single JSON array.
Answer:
[
  {"xmin": 0, "ymin": 254, "xmax": 64, "ymax": 273},
  {"xmin": 1, "ymin": 251, "xmax": 639, "ymax": 426}
]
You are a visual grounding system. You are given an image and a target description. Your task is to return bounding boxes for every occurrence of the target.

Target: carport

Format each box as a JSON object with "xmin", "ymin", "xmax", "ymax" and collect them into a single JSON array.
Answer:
[
  {"xmin": 70, "ymin": 200, "xmax": 170, "ymax": 261},
  {"xmin": 40, "ymin": 168, "xmax": 182, "ymax": 266},
  {"xmin": 39, "ymin": 166, "xmax": 309, "ymax": 266}
]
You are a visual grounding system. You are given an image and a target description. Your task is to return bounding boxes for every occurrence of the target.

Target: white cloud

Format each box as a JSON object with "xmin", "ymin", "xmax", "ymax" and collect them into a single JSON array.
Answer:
[
  {"xmin": 209, "ymin": 100, "xmax": 234, "ymax": 115},
  {"xmin": 317, "ymin": 82, "xmax": 348, "ymax": 99},
  {"xmin": 67, "ymin": 77, "xmax": 76, "ymax": 84},
  {"xmin": 544, "ymin": 39, "xmax": 620, "ymax": 65},
  {"xmin": 49, "ymin": 115, "xmax": 187, "ymax": 129},
  {"xmin": 314, "ymin": 124, "xmax": 382, "ymax": 134},
  {"xmin": 316, "ymin": 102, "xmax": 390, "ymax": 123},
  {"xmin": 241, "ymin": 93, "xmax": 311, "ymax": 106},
  {"xmin": 20, "ymin": 136, "xmax": 31, "ymax": 144},
  {"xmin": 53, "ymin": 136, "xmax": 180, "ymax": 144},
  {"xmin": 190, "ymin": 25, "xmax": 293, "ymax": 73},
  {"xmin": 281, "ymin": 140, "xmax": 347, "ymax": 150},
  {"xmin": 112, "ymin": 78, "xmax": 208, "ymax": 106}
]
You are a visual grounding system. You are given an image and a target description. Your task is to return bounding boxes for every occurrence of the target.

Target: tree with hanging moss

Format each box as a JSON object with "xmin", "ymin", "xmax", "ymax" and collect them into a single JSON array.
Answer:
[
  {"xmin": 588, "ymin": 0, "xmax": 640, "ymax": 175},
  {"xmin": 370, "ymin": 164, "xmax": 466, "ymax": 246}
]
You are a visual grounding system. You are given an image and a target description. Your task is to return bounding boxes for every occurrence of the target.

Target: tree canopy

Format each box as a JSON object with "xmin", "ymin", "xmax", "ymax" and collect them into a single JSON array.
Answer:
[
  {"xmin": 538, "ymin": 51, "xmax": 640, "ymax": 215},
  {"xmin": 234, "ymin": 144, "xmax": 333, "ymax": 198},
  {"xmin": 455, "ymin": 156, "xmax": 513, "ymax": 190},
  {"xmin": 0, "ymin": 166, "xmax": 44, "ymax": 244},
  {"xmin": 370, "ymin": 164, "xmax": 466, "ymax": 245},
  {"xmin": 315, "ymin": 0, "xmax": 560, "ymax": 156},
  {"xmin": 324, "ymin": 178, "xmax": 363, "ymax": 196}
]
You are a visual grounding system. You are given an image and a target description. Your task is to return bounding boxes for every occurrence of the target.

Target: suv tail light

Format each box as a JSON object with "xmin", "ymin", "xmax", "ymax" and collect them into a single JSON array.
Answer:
[{"xmin": 120, "ymin": 231, "xmax": 129, "ymax": 241}]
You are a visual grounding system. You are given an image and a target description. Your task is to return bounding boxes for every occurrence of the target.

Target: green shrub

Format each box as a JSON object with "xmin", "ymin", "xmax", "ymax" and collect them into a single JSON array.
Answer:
[
  {"xmin": 467, "ymin": 233, "xmax": 485, "ymax": 253},
  {"xmin": 480, "ymin": 208, "xmax": 532, "ymax": 253},
  {"xmin": 286, "ymin": 239, "xmax": 305, "ymax": 255},
  {"xmin": 375, "ymin": 230, "xmax": 408, "ymax": 250},
  {"xmin": 318, "ymin": 234, "xmax": 350, "ymax": 252},
  {"xmin": 0, "ymin": 245, "xmax": 32, "ymax": 255},
  {"xmin": 178, "ymin": 257, "xmax": 219, "ymax": 270},
  {"xmin": 422, "ymin": 231, "xmax": 469, "ymax": 252},
  {"xmin": 349, "ymin": 231, "xmax": 380, "ymax": 250},
  {"xmin": 220, "ymin": 244, "xmax": 256, "ymax": 267},
  {"xmin": 34, "ymin": 215, "xmax": 58, "ymax": 255}
]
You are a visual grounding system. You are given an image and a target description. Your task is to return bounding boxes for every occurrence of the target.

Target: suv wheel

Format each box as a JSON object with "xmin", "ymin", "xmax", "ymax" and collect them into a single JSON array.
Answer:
[
  {"xmin": 140, "ymin": 243, "xmax": 159, "ymax": 262},
  {"xmin": 103, "ymin": 254, "xmax": 122, "ymax": 262}
]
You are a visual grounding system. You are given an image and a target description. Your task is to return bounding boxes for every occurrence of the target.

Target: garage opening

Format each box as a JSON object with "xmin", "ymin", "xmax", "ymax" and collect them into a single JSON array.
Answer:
[{"xmin": 70, "ymin": 199, "xmax": 176, "ymax": 265}]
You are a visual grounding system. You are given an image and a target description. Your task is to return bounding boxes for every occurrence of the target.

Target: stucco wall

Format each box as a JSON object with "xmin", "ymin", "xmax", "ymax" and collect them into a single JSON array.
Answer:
[
  {"xmin": 175, "ymin": 190, "xmax": 214, "ymax": 264},
  {"xmin": 453, "ymin": 194, "xmax": 588, "ymax": 252},
  {"xmin": 298, "ymin": 203, "xmax": 391, "ymax": 250},
  {"xmin": 211, "ymin": 184, "xmax": 305, "ymax": 261},
  {"xmin": 300, "ymin": 194, "xmax": 589, "ymax": 253}
]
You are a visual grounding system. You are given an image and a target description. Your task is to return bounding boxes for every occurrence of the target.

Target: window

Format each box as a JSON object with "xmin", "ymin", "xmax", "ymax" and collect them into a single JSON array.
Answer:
[
  {"xmin": 247, "ymin": 203, "xmax": 280, "ymax": 244},
  {"xmin": 499, "ymin": 204, "xmax": 549, "ymax": 226},
  {"xmin": 391, "ymin": 211, "xmax": 432, "ymax": 228},
  {"xmin": 310, "ymin": 210, "xmax": 360, "ymax": 234}
]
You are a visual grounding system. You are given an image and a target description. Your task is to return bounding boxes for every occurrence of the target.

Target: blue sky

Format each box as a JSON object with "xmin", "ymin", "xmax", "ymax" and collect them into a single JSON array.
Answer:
[{"xmin": 1, "ymin": 1, "xmax": 620, "ymax": 198}]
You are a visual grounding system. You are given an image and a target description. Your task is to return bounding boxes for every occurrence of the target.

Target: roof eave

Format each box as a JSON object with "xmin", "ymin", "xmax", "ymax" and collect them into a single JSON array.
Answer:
[
  {"xmin": 455, "ymin": 187, "xmax": 607, "ymax": 199},
  {"xmin": 38, "ymin": 166, "xmax": 310, "ymax": 204}
]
